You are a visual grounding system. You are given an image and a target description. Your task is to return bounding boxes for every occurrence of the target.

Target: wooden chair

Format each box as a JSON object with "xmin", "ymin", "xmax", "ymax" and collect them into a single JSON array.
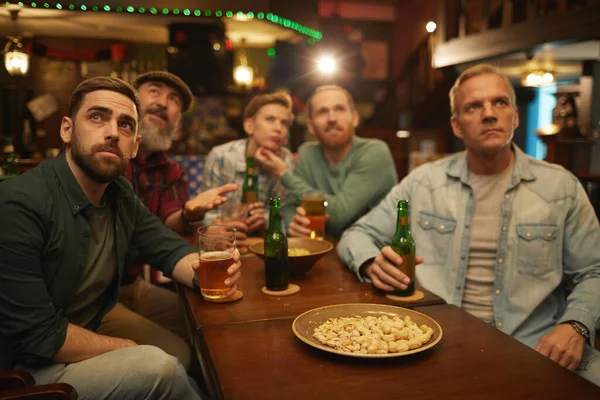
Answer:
[{"xmin": 0, "ymin": 369, "xmax": 77, "ymax": 400}]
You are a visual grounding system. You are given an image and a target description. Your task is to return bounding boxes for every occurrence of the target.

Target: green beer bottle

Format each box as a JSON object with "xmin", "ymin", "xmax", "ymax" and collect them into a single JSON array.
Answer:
[
  {"xmin": 242, "ymin": 156, "xmax": 258, "ymax": 204},
  {"xmin": 390, "ymin": 200, "xmax": 415, "ymax": 296},
  {"xmin": 264, "ymin": 198, "xmax": 289, "ymax": 291}
]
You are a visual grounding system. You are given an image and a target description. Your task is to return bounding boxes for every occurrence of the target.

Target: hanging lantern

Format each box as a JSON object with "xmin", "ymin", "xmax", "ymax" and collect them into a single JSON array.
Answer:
[{"xmin": 4, "ymin": 44, "xmax": 29, "ymax": 76}]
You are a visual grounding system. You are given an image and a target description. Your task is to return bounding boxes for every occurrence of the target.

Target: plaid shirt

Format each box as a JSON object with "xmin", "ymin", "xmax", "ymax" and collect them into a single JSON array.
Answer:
[
  {"xmin": 122, "ymin": 150, "xmax": 189, "ymax": 283},
  {"xmin": 202, "ymin": 138, "xmax": 296, "ymax": 225}
]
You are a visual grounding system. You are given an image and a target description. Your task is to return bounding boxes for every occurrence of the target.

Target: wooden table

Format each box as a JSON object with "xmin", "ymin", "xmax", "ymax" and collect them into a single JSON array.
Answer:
[
  {"xmin": 180, "ymin": 249, "xmax": 446, "ymax": 329},
  {"xmin": 179, "ymin": 249, "xmax": 446, "ymax": 398},
  {"xmin": 199, "ymin": 304, "xmax": 600, "ymax": 399}
]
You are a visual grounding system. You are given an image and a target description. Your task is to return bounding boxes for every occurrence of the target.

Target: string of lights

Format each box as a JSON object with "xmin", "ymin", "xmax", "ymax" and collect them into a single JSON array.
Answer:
[{"xmin": 3, "ymin": 1, "xmax": 323, "ymax": 40}]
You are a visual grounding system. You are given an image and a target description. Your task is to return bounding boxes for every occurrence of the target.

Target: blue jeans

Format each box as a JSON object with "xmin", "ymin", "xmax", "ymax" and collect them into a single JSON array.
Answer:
[{"xmin": 16, "ymin": 345, "xmax": 203, "ymax": 400}]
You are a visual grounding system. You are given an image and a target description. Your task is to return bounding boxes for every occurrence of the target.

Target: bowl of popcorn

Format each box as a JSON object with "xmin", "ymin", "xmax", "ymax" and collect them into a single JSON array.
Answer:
[{"xmin": 249, "ymin": 237, "xmax": 334, "ymax": 276}]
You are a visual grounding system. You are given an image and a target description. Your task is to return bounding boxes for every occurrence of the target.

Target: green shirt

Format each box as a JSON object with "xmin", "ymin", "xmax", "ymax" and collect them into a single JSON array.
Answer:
[
  {"xmin": 280, "ymin": 137, "xmax": 398, "ymax": 236},
  {"xmin": 0, "ymin": 155, "xmax": 196, "ymax": 368}
]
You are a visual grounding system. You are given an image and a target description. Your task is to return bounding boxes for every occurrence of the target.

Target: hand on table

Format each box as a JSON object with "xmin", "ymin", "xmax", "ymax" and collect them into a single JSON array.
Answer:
[
  {"xmin": 534, "ymin": 323, "xmax": 586, "ymax": 370},
  {"xmin": 365, "ymin": 246, "xmax": 423, "ymax": 292}
]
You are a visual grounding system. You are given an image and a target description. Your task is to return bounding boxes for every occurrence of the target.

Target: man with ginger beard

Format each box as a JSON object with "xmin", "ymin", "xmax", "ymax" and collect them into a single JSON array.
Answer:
[
  {"xmin": 255, "ymin": 85, "xmax": 397, "ymax": 237},
  {"xmin": 0, "ymin": 77, "xmax": 241, "ymax": 398},
  {"xmin": 97, "ymin": 71, "xmax": 237, "ymax": 372}
]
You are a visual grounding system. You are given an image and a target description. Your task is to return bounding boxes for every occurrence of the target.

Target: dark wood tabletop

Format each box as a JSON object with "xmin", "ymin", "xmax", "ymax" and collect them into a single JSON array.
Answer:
[
  {"xmin": 199, "ymin": 304, "xmax": 600, "ymax": 400},
  {"xmin": 180, "ymin": 249, "xmax": 446, "ymax": 329}
]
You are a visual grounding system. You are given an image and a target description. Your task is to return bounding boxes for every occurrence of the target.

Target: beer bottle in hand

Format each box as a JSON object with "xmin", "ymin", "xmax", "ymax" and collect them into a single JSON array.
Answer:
[
  {"xmin": 242, "ymin": 156, "xmax": 258, "ymax": 204},
  {"xmin": 390, "ymin": 200, "xmax": 415, "ymax": 296},
  {"xmin": 264, "ymin": 197, "xmax": 289, "ymax": 291}
]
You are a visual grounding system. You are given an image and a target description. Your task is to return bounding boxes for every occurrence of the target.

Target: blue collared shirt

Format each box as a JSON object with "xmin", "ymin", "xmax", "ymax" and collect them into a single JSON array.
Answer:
[
  {"xmin": 338, "ymin": 145, "xmax": 600, "ymax": 350},
  {"xmin": 202, "ymin": 138, "xmax": 296, "ymax": 225}
]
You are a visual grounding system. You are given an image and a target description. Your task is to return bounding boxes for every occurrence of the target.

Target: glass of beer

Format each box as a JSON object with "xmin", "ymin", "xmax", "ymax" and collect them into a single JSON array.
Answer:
[
  {"xmin": 301, "ymin": 192, "xmax": 328, "ymax": 240},
  {"xmin": 197, "ymin": 225, "xmax": 236, "ymax": 300}
]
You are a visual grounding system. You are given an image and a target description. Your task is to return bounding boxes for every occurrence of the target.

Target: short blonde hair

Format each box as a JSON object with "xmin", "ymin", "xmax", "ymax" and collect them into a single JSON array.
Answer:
[
  {"xmin": 306, "ymin": 85, "xmax": 355, "ymax": 119},
  {"xmin": 243, "ymin": 92, "xmax": 293, "ymax": 120},
  {"xmin": 449, "ymin": 64, "xmax": 516, "ymax": 117}
]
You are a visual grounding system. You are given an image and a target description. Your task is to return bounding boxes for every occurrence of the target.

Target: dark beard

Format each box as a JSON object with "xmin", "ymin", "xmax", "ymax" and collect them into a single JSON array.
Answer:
[{"xmin": 71, "ymin": 126, "xmax": 128, "ymax": 184}]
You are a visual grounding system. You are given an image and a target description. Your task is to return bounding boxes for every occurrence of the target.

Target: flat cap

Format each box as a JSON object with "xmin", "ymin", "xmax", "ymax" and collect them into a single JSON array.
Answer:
[{"xmin": 133, "ymin": 71, "xmax": 193, "ymax": 113}]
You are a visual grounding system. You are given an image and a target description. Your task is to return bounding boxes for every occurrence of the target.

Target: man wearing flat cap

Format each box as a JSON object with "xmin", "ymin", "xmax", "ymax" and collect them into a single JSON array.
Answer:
[{"xmin": 96, "ymin": 71, "xmax": 237, "ymax": 372}]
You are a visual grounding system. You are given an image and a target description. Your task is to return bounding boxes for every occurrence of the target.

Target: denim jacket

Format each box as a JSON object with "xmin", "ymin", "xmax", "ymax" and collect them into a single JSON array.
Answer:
[{"xmin": 338, "ymin": 145, "xmax": 600, "ymax": 353}]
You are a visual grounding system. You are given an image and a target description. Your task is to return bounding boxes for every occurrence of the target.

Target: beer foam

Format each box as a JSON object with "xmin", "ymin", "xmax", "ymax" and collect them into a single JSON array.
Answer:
[{"xmin": 200, "ymin": 251, "xmax": 233, "ymax": 261}]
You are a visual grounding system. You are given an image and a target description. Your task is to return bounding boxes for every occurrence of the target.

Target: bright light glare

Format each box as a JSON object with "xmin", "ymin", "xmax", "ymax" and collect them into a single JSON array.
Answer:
[
  {"xmin": 317, "ymin": 56, "xmax": 336, "ymax": 74},
  {"xmin": 234, "ymin": 65, "xmax": 253, "ymax": 86},
  {"xmin": 426, "ymin": 21, "xmax": 437, "ymax": 33}
]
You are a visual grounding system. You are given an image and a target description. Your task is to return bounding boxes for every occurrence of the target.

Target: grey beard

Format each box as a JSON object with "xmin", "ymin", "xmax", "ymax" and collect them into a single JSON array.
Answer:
[{"xmin": 140, "ymin": 125, "xmax": 174, "ymax": 152}]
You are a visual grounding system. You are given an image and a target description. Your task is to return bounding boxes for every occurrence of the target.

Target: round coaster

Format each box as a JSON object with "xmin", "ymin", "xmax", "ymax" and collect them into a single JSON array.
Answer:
[
  {"xmin": 203, "ymin": 290, "xmax": 244, "ymax": 303},
  {"xmin": 261, "ymin": 283, "xmax": 300, "ymax": 297},
  {"xmin": 385, "ymin": 289, "xmax": 425, "ymax": 302}
]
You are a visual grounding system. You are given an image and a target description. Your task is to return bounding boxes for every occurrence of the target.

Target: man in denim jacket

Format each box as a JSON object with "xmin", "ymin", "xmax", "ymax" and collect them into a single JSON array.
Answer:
[{"xmin": 337, "ymin": 64, "xmax": 600, "ymax": 385}]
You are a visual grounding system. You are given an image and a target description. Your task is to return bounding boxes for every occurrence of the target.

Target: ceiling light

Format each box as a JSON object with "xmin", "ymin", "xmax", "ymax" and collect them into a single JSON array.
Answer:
[
  {"xmin": 317, "ymin": 56, "xmax": 336, "ymax": 74},
  {"xmin": 234, "ymin": 38, "xmax": 253, "ymax": 87},
  {"xmin": 426, "ymin": 21, "xmax": 437, "ymax": 33},
  {"xmin": 522, "ymin": 70, "xmax": 555, "ymax": 87},
  {"xmin": 3, "ymin": 10, "xmax": 29, "ymax": 76},
  {"xmin": 234, "ymin": 65, "xmax": 253, "ymax": 86}
]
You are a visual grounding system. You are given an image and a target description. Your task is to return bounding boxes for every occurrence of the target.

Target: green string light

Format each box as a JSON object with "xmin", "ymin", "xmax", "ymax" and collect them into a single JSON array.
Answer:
[
  {"xmin": 26, "ymin": 3, "xmax": 321, "ymax": 41},
  {"xmin": 18, "ymin": 1, "xmax": 23, "ymax": 6},
  {"xmin": 267, "ymin": 48, "xmax": 275, "ymax": 58}
]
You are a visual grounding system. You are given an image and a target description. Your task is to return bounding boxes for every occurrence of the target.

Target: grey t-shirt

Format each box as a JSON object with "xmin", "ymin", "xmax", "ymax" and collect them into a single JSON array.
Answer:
[
  {"xmin": 462, "ymin": 157, "xmax": 514, "ymax": 323},
  {"xmin": 64, "ymin": 202, "xmax": 116, "ymax": 329}
]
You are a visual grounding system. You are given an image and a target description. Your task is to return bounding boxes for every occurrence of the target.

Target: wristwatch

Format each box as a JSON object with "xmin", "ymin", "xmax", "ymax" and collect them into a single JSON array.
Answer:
[{"xmin": 569, "ymin": 320, "xmax": 590, "ymax": 340}]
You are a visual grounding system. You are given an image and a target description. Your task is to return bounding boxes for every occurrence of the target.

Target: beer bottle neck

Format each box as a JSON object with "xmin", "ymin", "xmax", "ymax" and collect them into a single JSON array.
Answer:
[
  {"xmin": 394, "ymin": 212, "xmax": 411, "ymax": 239},
  {"xmin": 268, "ymin": 207, "xmax": 284, "ymax": 234}
]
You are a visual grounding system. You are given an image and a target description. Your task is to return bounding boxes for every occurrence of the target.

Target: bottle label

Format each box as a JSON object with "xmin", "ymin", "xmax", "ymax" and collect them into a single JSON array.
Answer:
[
  {"xmin": 399, "ymin": 255, "xmax": 415, "ymax": 280},
  {"xmin": 243, "ymin": 191, "xmax": 258, "ymax": 204},
  {"xmin": 399, "ymin": 216, "xmax": 410, "ymax": 225}
]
